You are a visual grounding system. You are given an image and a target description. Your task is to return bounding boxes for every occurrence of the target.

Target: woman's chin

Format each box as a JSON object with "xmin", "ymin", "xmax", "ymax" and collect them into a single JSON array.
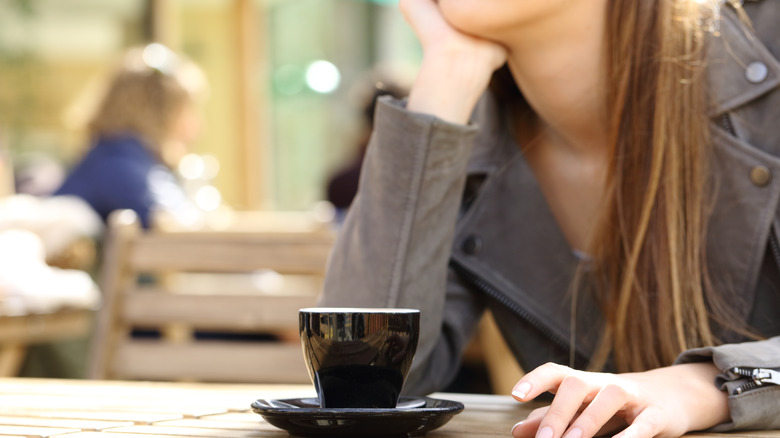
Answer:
[
  {"xmin": 437, "ymin": 0, "xmax": 491, "ymax": 35},
  {"xmin": 438, "ymin": 0, "xmax": 577, "ymax": 41}
]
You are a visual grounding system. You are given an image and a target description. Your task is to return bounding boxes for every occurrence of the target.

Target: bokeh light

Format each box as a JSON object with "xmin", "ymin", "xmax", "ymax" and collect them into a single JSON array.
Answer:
[{"xmin": 305, "ymin": 60, "xmax": 340, "ymax": 94}]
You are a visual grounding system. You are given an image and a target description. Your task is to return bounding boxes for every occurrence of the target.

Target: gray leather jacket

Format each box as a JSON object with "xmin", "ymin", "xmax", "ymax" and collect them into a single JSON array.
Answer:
[{"xmin": 321, "ymin": 2, "xmax": 780, "ymax": 431}]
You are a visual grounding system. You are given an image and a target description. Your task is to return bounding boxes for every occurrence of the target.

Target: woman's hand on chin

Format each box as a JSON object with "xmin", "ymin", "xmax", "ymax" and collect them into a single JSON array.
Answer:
[
  {"xmin": 510, "ymin": 362, "xmax": 730, "ymax": 438},
  {"xmin": 400, "ymin": 0, "xmax": 507, "ymax": 124}
]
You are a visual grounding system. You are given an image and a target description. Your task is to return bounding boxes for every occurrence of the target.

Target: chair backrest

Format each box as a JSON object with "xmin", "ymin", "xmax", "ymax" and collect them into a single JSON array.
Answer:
[
  {"xmin": 88, "ymin": 209, "xmax": 335, "ymax": 383},
  {"xmin": 153, "ymin": 209, "xmax": 335, "ymax": 234}
]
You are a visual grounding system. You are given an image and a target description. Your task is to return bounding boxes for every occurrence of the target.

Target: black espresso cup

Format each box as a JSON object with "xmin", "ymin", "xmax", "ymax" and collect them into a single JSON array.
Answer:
[{"xmin": 299, "ymin": 307, "xmax": 420, "ymax": 409}]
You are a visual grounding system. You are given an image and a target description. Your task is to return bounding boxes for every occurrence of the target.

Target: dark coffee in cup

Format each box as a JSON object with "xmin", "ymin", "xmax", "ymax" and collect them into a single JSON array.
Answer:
[{"xmin": 299, "ymin": 308, "xmax": 420, "ymax": 409}]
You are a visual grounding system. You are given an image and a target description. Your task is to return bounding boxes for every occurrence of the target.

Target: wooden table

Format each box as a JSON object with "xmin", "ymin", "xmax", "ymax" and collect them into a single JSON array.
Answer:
[{"xmin": 0, "ymin": 378, "xmax": 773, "ymax": 438}]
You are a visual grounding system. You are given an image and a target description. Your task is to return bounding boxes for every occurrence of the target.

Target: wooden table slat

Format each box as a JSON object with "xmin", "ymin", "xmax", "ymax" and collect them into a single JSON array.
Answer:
[
  {"xmin": 107, "ymin": 425, "xmax": 282, "ymax": 437},
  {"xmin": 0, "ymin": 417, "xmax": 132, "ymax": 432},
  {"xmin": 53, "ymin": 433, "xmax": 181, "ymax": 438},
  {"xmin": 0, "ymin": 425, "xmax": 81, "ymax": 438},
  {"xmin": 0, "ymin": 409, "xmax": 181, "ymax": 424},
  {"xmin": 197, "ymin": 413, "xmax": 263, "ymax": 422},
  {"xmin": 153, "ymin": 419, "xmax": 265, "ymax": 431},
  {"xmin": 0, "ymin": 395, "xmax": 228, "ymax": 417}
]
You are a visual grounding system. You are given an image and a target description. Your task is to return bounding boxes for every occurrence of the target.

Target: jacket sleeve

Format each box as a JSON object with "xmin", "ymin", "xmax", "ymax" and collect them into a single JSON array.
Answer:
[
  {"xmin": 675, "ymin": 336, "xmax": 780, "ymax": 431},
  {"xmin": 319, "ymin": 96, "xmax": 486, "ymax": 395}
]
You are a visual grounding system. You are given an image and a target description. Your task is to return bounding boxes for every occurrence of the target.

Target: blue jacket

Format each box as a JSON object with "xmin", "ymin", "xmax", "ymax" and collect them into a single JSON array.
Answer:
[{"xmin": 55, "ymin": 135, "xmax": 192, "ymax": 228}]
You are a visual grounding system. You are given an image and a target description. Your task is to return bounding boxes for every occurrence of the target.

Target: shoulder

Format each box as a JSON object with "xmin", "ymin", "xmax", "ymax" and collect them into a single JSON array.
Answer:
[
  {"xmin": 81, "ymin": 137, "xmax": 159, "ymax": 172},
  {"xmin": 707, "ymin": 3, "xmax": 780, "ymax": 155},
  {"xmin": 64, "ymin": 138, "xmax": 160, "ymax": 190},
  {"xmin": 90, "ymin": 136, "xmax": 156, "ymax": 160}
]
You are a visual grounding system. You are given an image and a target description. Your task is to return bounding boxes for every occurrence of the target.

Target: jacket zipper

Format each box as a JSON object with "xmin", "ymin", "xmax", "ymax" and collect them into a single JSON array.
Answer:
[
  {"xmin": 730, "ymin": 367, "xmax": 780, "ymax": 395},
  {"xmin": 449, "ymin": 259, "xmax": 588, "ymax": 366},
  {"xmin": 720, "ymin": 113, "xmax": 736, "ymax": 136}
]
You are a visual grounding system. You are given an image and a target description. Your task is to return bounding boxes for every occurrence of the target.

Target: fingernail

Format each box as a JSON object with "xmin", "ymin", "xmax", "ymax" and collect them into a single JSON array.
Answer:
[
  {"xmin": 563, "ymin": 427, "xmax": 582, "ymax": 438},
  {"xmin": 511, "ymin": 421, "xmax": 524, "ymax": 434},
  {"xmin": 512, "ymin": 381, "xmax": 532, "ymax": 399},
  {"xmin": 537, "ymin": 426, "xmax": 553, "ymax": 438}
]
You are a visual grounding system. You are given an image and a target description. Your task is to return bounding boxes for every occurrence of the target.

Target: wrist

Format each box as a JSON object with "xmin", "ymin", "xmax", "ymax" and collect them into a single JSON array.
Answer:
[
  {"xmin": 653, "ymin": 363, "xmax": 730, "ymax": 432},
  {"xmin": 408, "ymin": 51, "xmax": 501, "ymax": 124}
]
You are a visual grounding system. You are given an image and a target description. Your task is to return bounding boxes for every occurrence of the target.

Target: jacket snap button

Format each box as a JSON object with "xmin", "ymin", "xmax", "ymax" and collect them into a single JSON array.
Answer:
[
  {"xmin": 750, "ymin": 166, "xmax": 772, "ymax": 187},
  {"xmin": 745, "ymin": 62, "xmax": 769, "ymax": 84},
  {"xmin": 461, "ymin": 236, "xmax": 483, "ymax": 255}
]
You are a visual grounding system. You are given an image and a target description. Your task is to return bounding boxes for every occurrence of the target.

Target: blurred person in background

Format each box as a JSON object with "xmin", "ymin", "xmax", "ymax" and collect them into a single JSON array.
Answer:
[{"xmin": 55, "ymin": 43, "xmax": 209, "ymax": 229}]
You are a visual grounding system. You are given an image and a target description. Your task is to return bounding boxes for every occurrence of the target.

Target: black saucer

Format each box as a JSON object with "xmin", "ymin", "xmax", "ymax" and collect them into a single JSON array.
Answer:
[{"xmin": 251, "ymin": 396, "xmax": 464, "ymax": 437}]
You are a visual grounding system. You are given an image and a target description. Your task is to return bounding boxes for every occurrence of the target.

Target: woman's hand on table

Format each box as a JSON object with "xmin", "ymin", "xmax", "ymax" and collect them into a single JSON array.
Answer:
[
  {"xmin": 510, "ymin": 362, "xmax": 730, "ymax": 438},
  {"xmin": 399, "ymin": 0, "xmax": 507, "ymax": 124}
]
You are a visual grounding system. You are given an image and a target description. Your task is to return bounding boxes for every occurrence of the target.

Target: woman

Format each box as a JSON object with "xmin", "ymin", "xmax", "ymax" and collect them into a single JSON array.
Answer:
[
  {"xmin": 56, "ymin": 43, "xmax": 208, "ymax": 228},
  {"xmin": 320, "ymin": 0, "xmax": 780, "ymax": 437}
]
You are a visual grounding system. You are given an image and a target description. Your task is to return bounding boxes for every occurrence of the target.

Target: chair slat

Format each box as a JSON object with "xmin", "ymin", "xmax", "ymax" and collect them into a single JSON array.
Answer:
[
  {"xmin": 114, "ymin": 341, "xmax": 310, "ymax": 383},
  {"xmin": 0, "ymin": 310, "xmax": 92, "ymax": 344},
  {"xmin": 129, "ymin": 234, "xmax": 333, "ymax": 273},
  {"xmin": 122, "ymin": 290, "xmax": 316, "ymax": 330}
]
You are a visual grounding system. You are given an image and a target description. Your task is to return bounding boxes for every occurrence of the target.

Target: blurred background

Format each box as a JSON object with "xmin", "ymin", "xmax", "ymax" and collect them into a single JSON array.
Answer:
[
  {"xmin": 0, "ymin": 0, "xmax": 420, "ymax": 212},
  {"xmin": 0, "ymin": 1, "xmax": 506, "ymax": 392}
]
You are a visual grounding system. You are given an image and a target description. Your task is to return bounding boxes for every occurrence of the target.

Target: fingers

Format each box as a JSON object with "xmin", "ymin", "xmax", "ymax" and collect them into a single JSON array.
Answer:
[
  {"xmin": 512, "ymin": 363, "xmax": 640, "ymax": 438},
  {"xmin": 512, "ymin": 362, "xmax": 579, "ymax": 402},
  {"xmin": 399, "ymin": 0, "xmax": 446, "ymax": 40},
  {"xmin": 613, "ymin": 407, "xmax": 665, "ymax": 438},
  {"xmin": 513, "ymin": 364, "xmax": 704, "ymax": 438},
  {"xmin": 511, "ymin": 364, "xmax": 598, "ymax": 438},
  {"xmin": 512, "ymin": 407, "xmax": 547, "ymax": 438},
  {"xmin": 536, "ymin": 375, "xmax": 598, "ymax": 438},
  {"xmin": 561, "ymin": 383, "xmax": 632, "ymax": 438},
  {"xmin": 527, "ymin": 407, "xmax": 549, "ymax": 422}
]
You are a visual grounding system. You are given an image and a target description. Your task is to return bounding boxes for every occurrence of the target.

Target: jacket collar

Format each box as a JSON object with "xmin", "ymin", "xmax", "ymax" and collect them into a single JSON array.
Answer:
[{"xmin": 708, "ymin": 4, "xmax": 780, "ymax": 116}]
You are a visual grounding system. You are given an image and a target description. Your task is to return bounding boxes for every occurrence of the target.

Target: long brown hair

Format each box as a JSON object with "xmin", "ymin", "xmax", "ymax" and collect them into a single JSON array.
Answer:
[
  {"xmin": 590, "ymin": 0, "xmax": 761, "ymax": 372},
  {"xmin": 493, "ymin": 0, "xmax": 749, "ymax": 372},
  {"xmin": 89, "ymin": 44, "xmax": 208, "ymax": 162}
]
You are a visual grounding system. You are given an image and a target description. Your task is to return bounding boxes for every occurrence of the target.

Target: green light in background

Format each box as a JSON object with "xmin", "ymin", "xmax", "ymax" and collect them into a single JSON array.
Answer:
[{"xmin": 273, "ymin": 64, "xmax": 306, "ymax": 96}]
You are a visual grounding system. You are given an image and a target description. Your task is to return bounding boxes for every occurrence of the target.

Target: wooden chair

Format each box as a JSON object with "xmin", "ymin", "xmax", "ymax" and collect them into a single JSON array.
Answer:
[
  {"xmin": 0, "ymin": 309, "xmax": 92, "ymax": 376},
  {"xmin": 87, "ymin": 209, "xmax": 335, "ymax": 383}
]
